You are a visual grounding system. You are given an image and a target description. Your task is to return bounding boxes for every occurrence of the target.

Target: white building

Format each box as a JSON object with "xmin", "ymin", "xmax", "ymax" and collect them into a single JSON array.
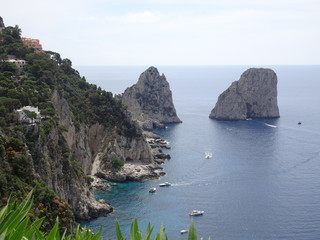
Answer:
[
  {"xmin": 16, "ymin": 106, "xmax": 41, "ymax": 124},
  {"xmin": 7, "ymin": 59, "xmax": 27, "ymax": 71}
]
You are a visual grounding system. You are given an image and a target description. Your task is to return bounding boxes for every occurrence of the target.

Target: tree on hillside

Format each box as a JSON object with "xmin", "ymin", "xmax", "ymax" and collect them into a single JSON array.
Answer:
[{"xmin": 1, "ymin": 25, "xmax": 21, "ymax": 39}]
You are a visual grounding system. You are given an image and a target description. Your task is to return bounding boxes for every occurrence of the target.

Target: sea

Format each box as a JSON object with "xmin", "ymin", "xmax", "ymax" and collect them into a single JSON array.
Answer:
[{"xmin": 76, "ymin": 65, "xmax": 320, "ymax": 240}]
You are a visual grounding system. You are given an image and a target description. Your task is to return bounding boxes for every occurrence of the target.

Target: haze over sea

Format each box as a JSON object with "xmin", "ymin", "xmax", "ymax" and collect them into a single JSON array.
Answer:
[{"xmin": 77, "ymin": 66, "xmax": 320, "ymax": 240}]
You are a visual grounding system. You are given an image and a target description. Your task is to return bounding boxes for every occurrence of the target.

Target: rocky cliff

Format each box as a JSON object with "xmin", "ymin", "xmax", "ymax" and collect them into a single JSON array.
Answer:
[
  {"xmin": 121, "ymin": 67, "xmax": 181, "ymax": 130},
  {"xmin": 0, "ymin": 16, "xmax": 5, "ymax": 29},
  {"xmin": 209, "ymin": 68, "xmax": 280, "ymax": 120},
  {"xmin": 49, "ymin": 90, "xmax": 157, "ymax": 218},
  {"xmin": 0, "ymin": 21, "xmax": 169, "ymax": 232}
]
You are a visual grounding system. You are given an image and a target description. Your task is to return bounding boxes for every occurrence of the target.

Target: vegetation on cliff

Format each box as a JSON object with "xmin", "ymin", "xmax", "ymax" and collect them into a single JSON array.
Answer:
[{"xmin": 0, "ymin": 23, "xmax": 139, "ymax": 233}]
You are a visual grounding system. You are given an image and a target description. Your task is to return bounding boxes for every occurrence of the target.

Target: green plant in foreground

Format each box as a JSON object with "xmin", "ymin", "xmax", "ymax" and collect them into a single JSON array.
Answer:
[
  {"xmin": 0, "ymin": 191, "xmax": 204, "ymax": 240},
  {"xmin": 0, "ymin": 190, "xmax": 101, "ymax": 240}
]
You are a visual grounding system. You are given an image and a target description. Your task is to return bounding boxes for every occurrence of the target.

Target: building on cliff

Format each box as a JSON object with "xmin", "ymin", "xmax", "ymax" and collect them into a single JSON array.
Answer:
[
  {"xmin": 21, "ymin": 37, "xmax": 44, "ymax": 53},
  {"xmin": 16, "ymin": 106, "xmax": 41, "ymax": 124},
  {"xmin": 6, "ymin": 58, "xmax": 27, "ymax": 71}
]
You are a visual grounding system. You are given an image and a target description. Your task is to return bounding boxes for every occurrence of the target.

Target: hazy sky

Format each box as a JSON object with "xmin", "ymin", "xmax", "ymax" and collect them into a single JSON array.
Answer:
[{"xmin": 2, "ymin": 0, "xmax": 320, "ymax": 66}]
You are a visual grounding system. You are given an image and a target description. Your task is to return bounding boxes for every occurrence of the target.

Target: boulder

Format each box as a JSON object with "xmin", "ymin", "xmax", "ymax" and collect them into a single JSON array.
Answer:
[{"xmin": 209, "ymin": 68, "xmax": 280, "ymax": 120}]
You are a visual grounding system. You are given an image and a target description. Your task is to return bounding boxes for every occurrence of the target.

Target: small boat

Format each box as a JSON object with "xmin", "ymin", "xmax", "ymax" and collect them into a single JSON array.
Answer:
[
  {"xmin": 180, "ymin": 229, "xmax": 189, "ymax": 234},
  {"xmin": 205, "ymin": 152, "xmax": 212, "ymax": 159},
  {"xmin": 149, "ymin": 187, "xmax": 156, "ymax": 193},
  {"xmin": 298, "ymin": 122, "xmax": 302, "ymax": 125},
  {"xmin": 159, "ymin": 182, "xmax": 171, "ymax": 187},
  {"xmin": 189, "ymin": 210, "xmax": 204, "ymax": 216}
]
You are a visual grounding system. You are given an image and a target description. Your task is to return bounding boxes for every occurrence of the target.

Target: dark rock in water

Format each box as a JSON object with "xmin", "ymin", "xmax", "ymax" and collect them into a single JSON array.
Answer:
[
  {"xmin": 121, "ymin": 66, "xmax": 182, "ymax": 130},
  {"xmin": 209, "ymin": 68, "xmax": 280, "ymax": 120}
]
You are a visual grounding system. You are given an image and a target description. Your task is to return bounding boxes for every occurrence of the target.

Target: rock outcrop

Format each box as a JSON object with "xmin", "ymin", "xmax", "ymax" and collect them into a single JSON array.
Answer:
[
  {"xmin": 0, "ymin": 16, "xmax": 5, "ymax": 33},
  {"xmin": 209, "ymin": 68, "xmax": 280, "ymax": 120},
  {"xmin": 121, "ymin": 66, "xmax": 181, "ymax": 130},
  {"xmin": 45, "ymin": 90, "xmax": 159, "ymax": 219},
  {"xmin": 96, "ymin": 163, "xmax": 163, "ymax": 182},
  {"xmin": 0, "ymin": 16, "xmax": 4, "ymax": 27}
]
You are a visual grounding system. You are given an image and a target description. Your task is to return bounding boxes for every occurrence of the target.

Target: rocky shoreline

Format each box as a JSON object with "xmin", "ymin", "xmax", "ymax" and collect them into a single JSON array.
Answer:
[{"xmin": 91, "ymin": 131, "xmax": 171, "ymax": 189}]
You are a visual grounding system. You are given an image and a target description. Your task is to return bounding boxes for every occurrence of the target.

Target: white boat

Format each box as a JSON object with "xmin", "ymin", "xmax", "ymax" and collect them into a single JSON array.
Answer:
[
  {"xmin": 149, "ymin": 187, "xmax": 156, "ymax": 193},
  {"xmin": 159, "ymin": 182, "xmax": 171, "ymax": 187},
  {"xmin": 180, "ymin": 229, "xmax": 189, "ymax": 234},
  {"xmin": 189, "ymin": 210, "xmax": 204, "ymax": 216},
  {"xmin": 205, "ymin": 152, "xmax": 212, "ymax": 159}
]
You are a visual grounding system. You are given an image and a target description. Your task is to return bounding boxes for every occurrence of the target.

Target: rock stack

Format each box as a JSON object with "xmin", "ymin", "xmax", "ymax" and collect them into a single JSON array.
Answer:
[
  {"xmin": 121, "ymin": 66, "xmax": 181, "ymax": 130},
  {"xmin": 209, "ymin": 68, "xmax": 280, "ymax": 120}
]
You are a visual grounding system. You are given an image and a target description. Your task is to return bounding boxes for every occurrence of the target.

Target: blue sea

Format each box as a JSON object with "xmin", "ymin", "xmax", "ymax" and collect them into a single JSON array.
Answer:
[{"xmin": 76, "ymin": 66, "xmax": 320, "ymax": 240}]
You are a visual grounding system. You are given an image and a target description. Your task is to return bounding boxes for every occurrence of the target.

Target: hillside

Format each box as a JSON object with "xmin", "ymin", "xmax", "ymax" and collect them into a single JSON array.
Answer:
[{"xmin": 0, "ymin": 23, "xmax": 156, "ymax": 232}]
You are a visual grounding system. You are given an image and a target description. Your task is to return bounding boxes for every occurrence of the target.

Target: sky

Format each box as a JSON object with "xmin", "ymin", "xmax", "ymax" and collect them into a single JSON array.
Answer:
[{"xmin": 2, "ymin": 0, "xmax": 320, "ymax": 66}]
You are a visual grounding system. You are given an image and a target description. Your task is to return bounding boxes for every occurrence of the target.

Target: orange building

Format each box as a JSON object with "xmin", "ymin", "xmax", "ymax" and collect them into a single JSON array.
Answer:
[{"xmin": 21, "ymin": 37, "xmax": 44, "ymax": 53}]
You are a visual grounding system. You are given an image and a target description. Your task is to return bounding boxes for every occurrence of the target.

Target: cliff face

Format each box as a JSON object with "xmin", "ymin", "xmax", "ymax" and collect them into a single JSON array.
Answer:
[
  {"xmin": 0, "ymin": 16, "xmax": 4, "ymax": 28},
  {"xmin": 209, "ymin": 68, "xmax": 280, "ymax": 120},
  {"xmin": 121, "ymin": 67, "xmax": 181, "ymax": 130},
  {"xmin": 49, "ymin": 90, "xmax": 154, "ymax": 219}
]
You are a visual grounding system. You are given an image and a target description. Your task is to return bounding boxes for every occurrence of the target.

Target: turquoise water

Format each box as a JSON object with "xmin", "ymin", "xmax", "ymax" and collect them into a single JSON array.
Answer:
[{"xmin": 77, "ymin": 66, "xmax": 320, "ymax": 240}]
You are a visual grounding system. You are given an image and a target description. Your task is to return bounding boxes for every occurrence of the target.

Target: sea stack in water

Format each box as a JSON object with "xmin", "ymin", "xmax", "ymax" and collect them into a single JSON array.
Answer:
[
  {"xmin": 121, "ymin": 66, "xmax": 181, "ymax": 130},
  {"xmin": 209, "ymin": 68, "xmax": 280, "ymax": 120}
]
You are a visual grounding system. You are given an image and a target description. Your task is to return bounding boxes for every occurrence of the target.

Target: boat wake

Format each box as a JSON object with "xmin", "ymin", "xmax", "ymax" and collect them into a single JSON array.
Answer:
[{"xmin": 264, "ymin": 123, "xmax": 277, "ymax": 128}]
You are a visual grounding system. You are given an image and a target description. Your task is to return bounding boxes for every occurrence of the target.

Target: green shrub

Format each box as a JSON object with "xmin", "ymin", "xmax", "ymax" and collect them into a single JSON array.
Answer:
[
  {"xmin": 23, "ymin": 110, "xmax": 37, "ymax": 119},
  {"xmin": 110, "ymin": 156, "xmax": 124, "ymax": 170},
  {"xmin": 102, "ymin": 155, "xmax": 125, "ymax": 171},
  {"xmin": 6, "ymin": 137, "xmax": 25, "ymax": 152}
]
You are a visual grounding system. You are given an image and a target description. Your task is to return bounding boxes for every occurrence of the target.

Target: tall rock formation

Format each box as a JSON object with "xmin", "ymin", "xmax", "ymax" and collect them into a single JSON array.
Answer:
[
  {"xmin": 0, "ymin": 16, "xmax": 5, "ymax": 32},
  {"xmin": 121, "ymin": 66, "xmax": 182, "ymax": 130},
  {"xmin": 209, "ymin": 68, "xmax": 280, "ymax": 120}
]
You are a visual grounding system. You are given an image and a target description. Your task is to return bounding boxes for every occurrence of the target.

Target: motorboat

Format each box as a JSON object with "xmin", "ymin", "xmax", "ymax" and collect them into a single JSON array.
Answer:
[
  {"xmin": 189, "ymin": 210, "xmax": 204, "ymax": 216},
  {"xmin": 180, "ymin": 229, "xmax": 189, "ymax": 234},
  {"xmin": 205, "ymin": 152, "xmax": 212, "ymax": 159},
  {"xmin": 159, "ymin": 182, "xmax": 171, "ymax": 187},
  {"xmin": 149, "ymin": 187, "xmax": 156, "ymax": 193}
]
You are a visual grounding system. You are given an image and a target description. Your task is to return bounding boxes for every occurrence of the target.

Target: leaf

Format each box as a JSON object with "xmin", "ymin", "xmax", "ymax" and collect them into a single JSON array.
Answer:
[
  {"xmin": 0, "ymin": 205, "xmax": 8, "ymax": 222},
  {"xmin": 25, "ymin": 217, "xmax": 45, "ymax": 239},
  {"xmin": 91, "ymin": 227, "xmax": 102, "ymax": 240},
  {"xmin": 130, "ymin": 219, "xmax": 141, "ymax": 240},
  {"xmin": 0, "ymin": 228, "xmax": 7, "ymax": 240},
  {"xmin": 45, "ymin": 218, "xmax": 60, "ymax": 240},
  {"xmin": 8, "ymin": 216, "xmax": 29, "ymax": 240},
  {"xmin": 188, "ymin": 220, "xmax": 197, "ymax": 240},
  {"xmin": 143, "ymin": 223, "xmax": 154, "ymax": 240},
  {"xmin": 0, "ymin": 190, "xmax": 33, "ymax": 236},
  {"xmin": 116, "ymin": 220, "xmax": 125, "ymax": 240},
  {"xmin": 154, "ymin": 224, "xmax": 166, "ymax": 240}
]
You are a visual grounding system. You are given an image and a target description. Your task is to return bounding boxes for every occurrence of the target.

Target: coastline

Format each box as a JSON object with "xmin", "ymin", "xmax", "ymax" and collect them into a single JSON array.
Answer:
[{"xmin": 90, "ymin": 130, "xmax": 171, "ymax": 187}]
